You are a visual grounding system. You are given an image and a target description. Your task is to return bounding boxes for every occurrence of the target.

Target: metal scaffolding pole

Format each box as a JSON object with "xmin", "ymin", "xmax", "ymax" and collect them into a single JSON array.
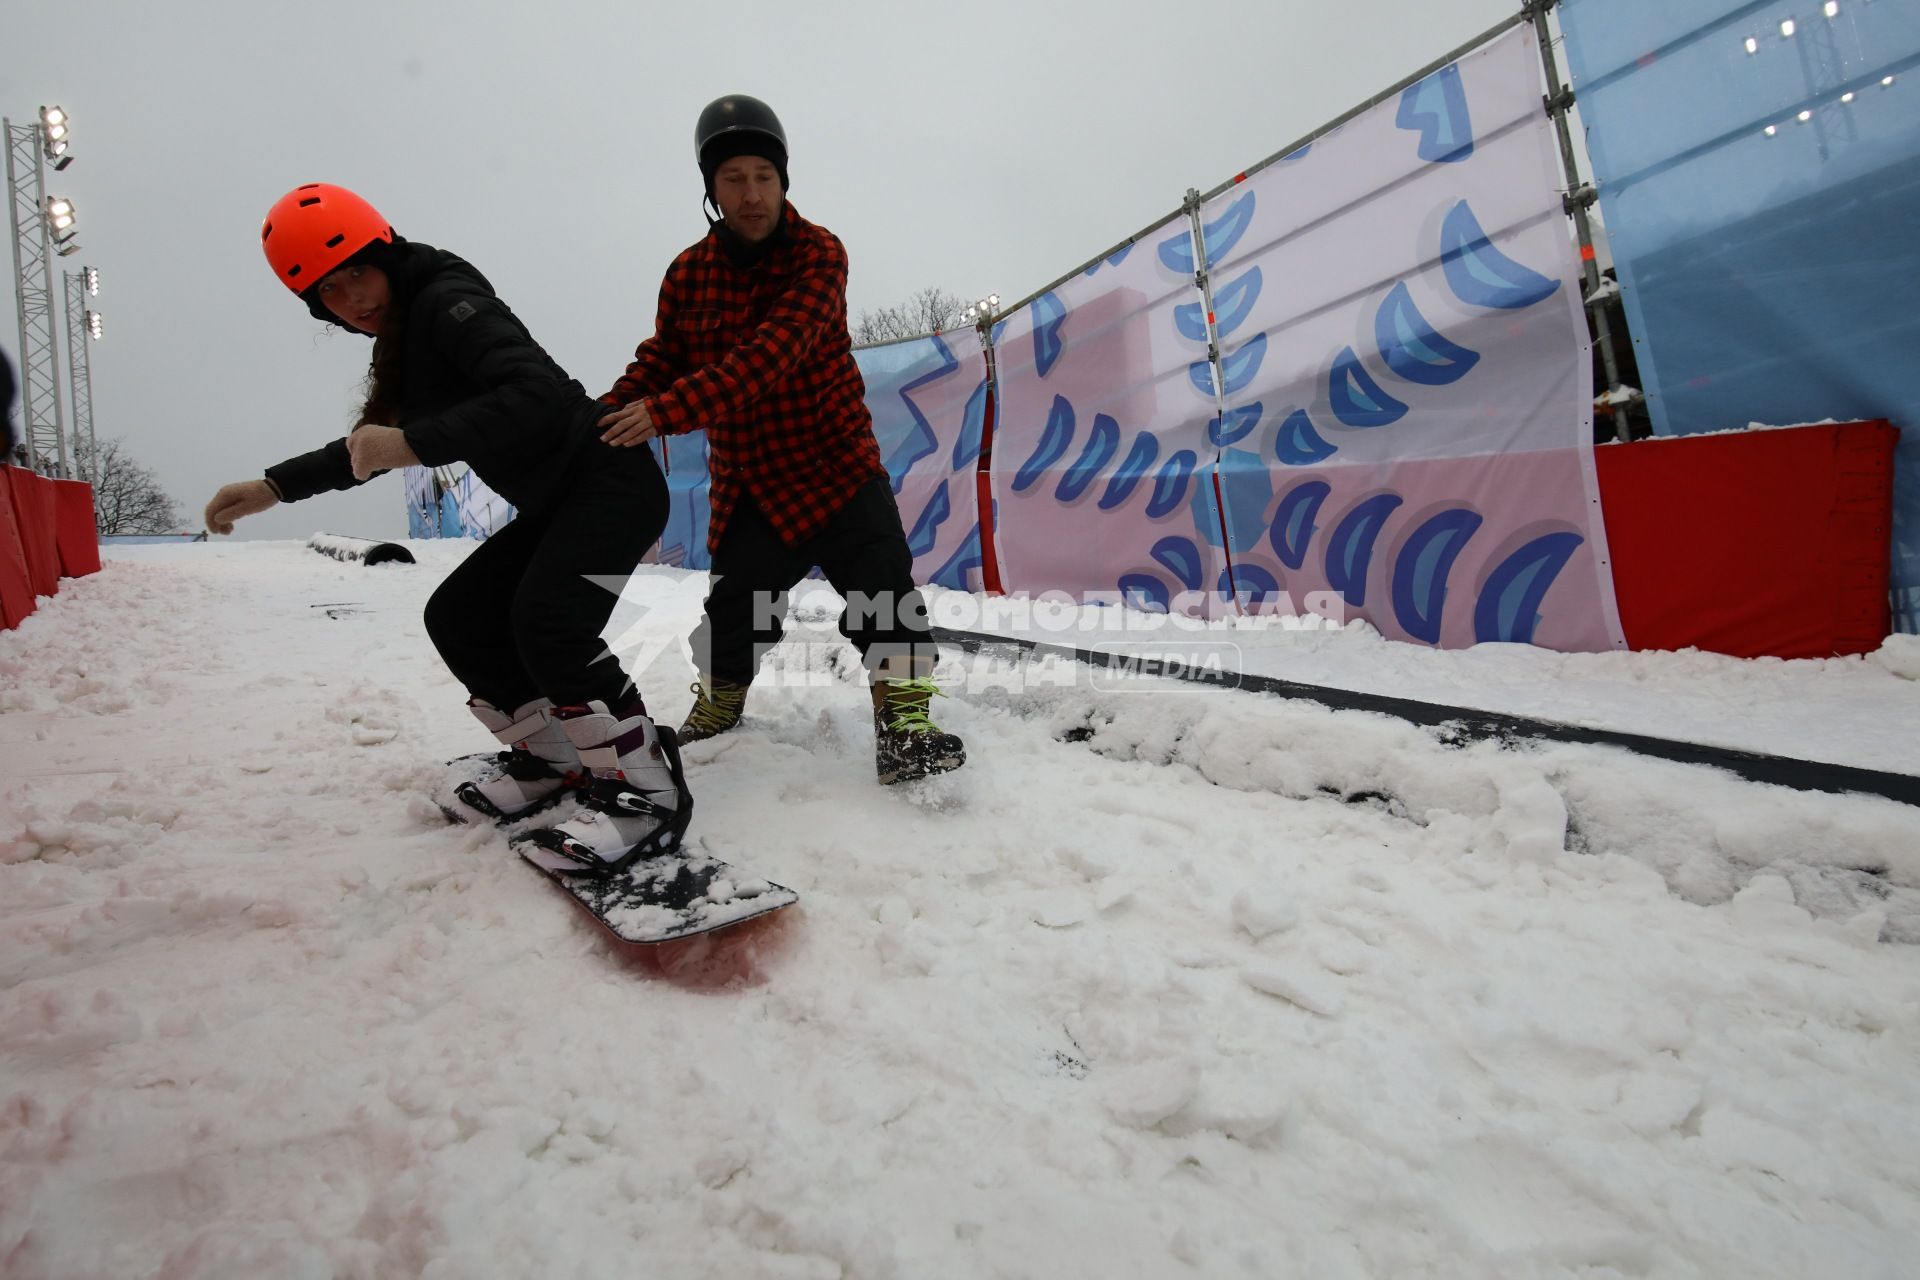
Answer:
[
  {"xmin": 1527, "ymin": 1, "xmax": 1637, "ymax": 442},
  {"xmin": 63, "ymin": 266, "xmax": 96, "ymax": 482},
  {"xmin": 5, "ymin": 116, "xmax": 69, "ymax": 475}
]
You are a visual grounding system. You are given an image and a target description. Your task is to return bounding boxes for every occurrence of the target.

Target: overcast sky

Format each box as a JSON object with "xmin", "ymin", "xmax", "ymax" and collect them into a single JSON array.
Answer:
[{"xmin": 4, "ymin": 0, "xmax": 1520, "ymax": 539}]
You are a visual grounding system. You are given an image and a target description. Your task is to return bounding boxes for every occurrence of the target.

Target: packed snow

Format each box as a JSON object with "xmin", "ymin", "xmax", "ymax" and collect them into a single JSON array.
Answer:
[{"xmin": 3, "ymin": 540, "xmax": 1918, "ymax": 1279}]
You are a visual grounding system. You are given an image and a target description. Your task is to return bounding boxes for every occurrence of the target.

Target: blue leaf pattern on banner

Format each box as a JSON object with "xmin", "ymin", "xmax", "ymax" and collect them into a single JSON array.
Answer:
[
  {"xmin": 952, "ymin": 377, "xmax": 988, "ymax": 470},
  {"xmin": 1271, "ymin": 479, "xmax": 1332, "ymax": 570},
  {"xmin": 1473, "ymin": 531, "xmax": 1583, "ymax": 643},
  {"xmin": 1013, "ymin": 395, "xmax": 1075, "ymax": 493},
  {"xmin": 1146, "ymin": 450, "xmax": 1198, "ymax": 519},
  {"xmin": 1325, "ymin": 493, "xmax": 1405, "ymax": 607},
  {"xmin": 1056, "ymin": 413, "xmax": 1121, "ymax": 502},
  {"xmin": 1215, "ymin": 333, "xmax": 1268, "ymax": 398},
  {"xmin": 1174, "ymin": 300, "xmax": 1209, "ymax": 343},
  {"xmin": 905, "ymin": 481, "xmax": 950, "ymax": 558},
  {"xmin": 1223, "ymin": 563, "xmax": 1282, "ymax": 607},
  {"xmin": 1330, "ymin": 347, "xmax": 1410, "ymax": 427},
  {"xmin": 1179, "ymin": 266, "xmax": 1265, "ymax": 342},
  {"xmin": 1440, "ymin": 201, "xmax": 1560, "ymax": 310},
  {"xmin": 1392, "ymin": 507, "xmax": 1484, "ymax": 644},
  {"xmin": 1160, "ymin": 193, "xmax": 1256, "ymax": 274},
  {"xmin": 1082, "ymin": 243, "xmax": 1137, "ymax": 278},
  {"xmin": 1099, "ymin": 432, "xmax": 1160, "ymax": 510},
  {"xmin": 1158, "ymin": 226, "xmax": 1198, "ymax": 275},
  {"xmin": 1209, "ymin": 402, "xmax": 1264, "ymax": 448},
  {"xmin": 1211, "ymin": 266, "xmax": 1262, "ymax": 337},
  {"xmin": 1275, "ymin": 409, "xmax": 1339, "ymax": 466},
  {"xmin": 1376, "ymin": 282, "xmax": 1481, "ymax": 386},
  {"xmin": 928, "ymin": 523, "xmax": 983, "ymax": 591},
  {"xmin": 1396, "ymin": 63, "xmax": 1474, "ymax": 163},
  {"xmin": 1152, "ymin": 536, "xmax": 1204, "ymax": 589},
  {"xmin": 1119, "ymin": 573, "xmax": 1172, "ymax": 613},
  {"xmin": 1188, "ymin": 359, "xmax": 1217, "ymax": 398},
  {"xmin": 1032, "ymin": 291, "xmax": 1068, "ymax": 377}
]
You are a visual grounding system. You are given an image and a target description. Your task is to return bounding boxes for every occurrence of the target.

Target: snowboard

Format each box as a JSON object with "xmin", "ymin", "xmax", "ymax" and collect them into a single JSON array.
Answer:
[{"xmin": 518, "ymin": 838, "xmax": 799, "ymax": 945}]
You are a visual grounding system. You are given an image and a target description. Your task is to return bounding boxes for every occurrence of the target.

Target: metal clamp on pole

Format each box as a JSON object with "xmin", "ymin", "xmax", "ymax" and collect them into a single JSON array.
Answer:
[{"xmin": 1561, "ymin": 183, "xmax": 1599, "ymax": 214}]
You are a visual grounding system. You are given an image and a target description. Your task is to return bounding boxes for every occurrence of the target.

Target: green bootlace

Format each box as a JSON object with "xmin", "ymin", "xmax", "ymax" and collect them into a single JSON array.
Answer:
[
  {"xmin": 684, "ymin": 680, "xmax": 747, "ymax": 735},
  {"xmin": 881, "ymin": 677, "xmax": 946, "ymax": 734}
]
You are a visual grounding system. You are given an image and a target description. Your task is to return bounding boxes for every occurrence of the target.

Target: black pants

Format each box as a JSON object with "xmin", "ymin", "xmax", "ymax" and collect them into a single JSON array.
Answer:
[
  {"xmin": 691, "ymin": 476, "xmax": 936, "ymax": 685},
  {"xmin": 423, "ymin": 443, "xmax": 667, "ymax": 711}
]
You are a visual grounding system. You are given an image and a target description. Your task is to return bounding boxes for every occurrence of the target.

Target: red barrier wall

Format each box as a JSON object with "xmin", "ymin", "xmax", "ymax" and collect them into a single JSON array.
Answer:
[
  {"xmin": 52, "ymin": 479, "xmax": 102, "ymax": 578},
  {"xmin": 0, "ymin": 470, "xmax": 36, "ymax": 630},
  {"xmin": 0, "ymin": 466, "xmax": 101, "ymax": 632},
  {"xmin": 6, "ymin": 468, "xmax": 60, "ymax": 598},
  {"xmin": 1595, "ymin": 421, "xmax": 1896, "ymax": 659}
]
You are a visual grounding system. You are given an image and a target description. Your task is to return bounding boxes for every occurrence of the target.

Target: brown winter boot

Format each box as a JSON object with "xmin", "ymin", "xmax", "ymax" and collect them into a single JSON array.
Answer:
[
  {"xmin": 871, "ymin": 675, "xmax": 966, "ymax": 785},
  {"xmin": 679, "ymin": 676, "xmax": 749, "ymax": 744}
]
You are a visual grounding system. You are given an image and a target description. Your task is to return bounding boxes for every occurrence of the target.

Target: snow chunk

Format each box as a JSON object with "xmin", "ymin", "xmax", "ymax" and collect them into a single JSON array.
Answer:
[
  {"xmin": 1870, "ymin": 634, "xmax": 1920, "ymax": 681},
  {"xmin": 1231, "ymin": 887, "xmax": 1300, "ymax": 940},
  {"xmin": 1095, "ymin": 1059, "xmax": 1201, "ymax": 1130},
  {"xmin": 1240, "ymin": 964, "xmax": 1344, "ymax": 1017}
]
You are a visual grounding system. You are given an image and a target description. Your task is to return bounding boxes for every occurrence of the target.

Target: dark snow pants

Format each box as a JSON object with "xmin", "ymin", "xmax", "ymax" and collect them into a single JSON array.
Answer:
[
  {"xmin": 423, "ymin": 442, "xmax": 667, "ymax": 712},
  {"xmin": 689, "ymin": 476, "xmax": 937, "ymax": 686}
]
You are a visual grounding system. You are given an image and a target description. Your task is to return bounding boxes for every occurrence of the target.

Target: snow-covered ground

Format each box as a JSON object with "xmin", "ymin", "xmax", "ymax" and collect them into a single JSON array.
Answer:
[{"xmin": 3, "ymin": 541, "xmax": 1918, "ymax": 1279}]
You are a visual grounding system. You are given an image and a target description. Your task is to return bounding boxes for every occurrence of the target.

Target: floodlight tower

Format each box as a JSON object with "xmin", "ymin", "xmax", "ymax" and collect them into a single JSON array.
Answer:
[
  {"xmin": 64, "ymin": 264, "xmax": 99, "ymax": 481},
  {"xmin": 5, "ymin": 105, "xmax": 77, "ymax": 475}
]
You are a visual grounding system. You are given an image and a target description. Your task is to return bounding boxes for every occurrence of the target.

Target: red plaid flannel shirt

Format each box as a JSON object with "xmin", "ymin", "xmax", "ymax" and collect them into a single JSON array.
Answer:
[{"xmin": 602, "ymin": 202, "xmax": 884, "ymax": 551}]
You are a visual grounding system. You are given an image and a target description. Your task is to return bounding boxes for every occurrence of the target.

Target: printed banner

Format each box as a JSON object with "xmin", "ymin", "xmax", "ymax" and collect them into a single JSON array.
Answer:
[
  {"xmin": 401, "ymin": 464, "xmax": 514, "ymax": 541},
  {"xmin": 987, "ymin": 214, "xmax": 1230, "ymax": 617},
  {"xmin": 1198, "ymin": 23, "xmax": 1624, "ymax": 649},
  {"xmin": 859, "ymin": 333, "xmax": 992, "ymax": 591}
]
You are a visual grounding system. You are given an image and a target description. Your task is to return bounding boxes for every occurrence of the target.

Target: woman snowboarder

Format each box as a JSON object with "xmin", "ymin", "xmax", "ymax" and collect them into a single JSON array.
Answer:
[{"xmin": 204, "ymin": 183, "xmax": 690, "ymax": 870}]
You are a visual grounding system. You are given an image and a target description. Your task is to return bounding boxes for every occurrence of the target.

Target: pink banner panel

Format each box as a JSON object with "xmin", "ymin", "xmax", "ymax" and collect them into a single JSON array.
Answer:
[
  {"xmin": 1198, "ymin": 24, "xmax": 1624, "ymax": 649},
  {"xmin": 988, "ymin": 214, "xmax": 1230, "ymax": 617}
]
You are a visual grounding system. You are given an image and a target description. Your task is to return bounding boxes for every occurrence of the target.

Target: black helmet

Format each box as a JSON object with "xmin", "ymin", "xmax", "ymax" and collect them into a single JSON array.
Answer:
[{"xmin": 695, "ymin": 94, "xmax": 789, "ymax": 197}]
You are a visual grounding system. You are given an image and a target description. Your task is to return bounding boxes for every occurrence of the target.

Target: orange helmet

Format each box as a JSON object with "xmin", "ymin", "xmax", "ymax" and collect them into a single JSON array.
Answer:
[{"xmin": 260, "ymin": 183, "xmax": 393, "ymax": 295}]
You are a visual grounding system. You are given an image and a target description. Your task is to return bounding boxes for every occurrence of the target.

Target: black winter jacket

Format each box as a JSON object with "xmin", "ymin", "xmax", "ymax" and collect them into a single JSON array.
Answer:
[{"xmin": 264, "ymin": 240, "xmax": 604, "ymax": 513}]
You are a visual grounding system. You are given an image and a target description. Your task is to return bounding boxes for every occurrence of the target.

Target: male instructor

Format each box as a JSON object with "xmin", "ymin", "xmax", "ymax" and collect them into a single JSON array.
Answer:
[{"xmin": 597, "ymin": 94, "xmax": 964, "ymax": 785}]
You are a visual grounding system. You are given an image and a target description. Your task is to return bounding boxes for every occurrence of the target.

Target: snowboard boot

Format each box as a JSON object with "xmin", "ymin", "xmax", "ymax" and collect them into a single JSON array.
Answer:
[
  {"xmin": 872, "ymin": 676, "xmax": 966, "ymax": 785},
  {"xmin": 514, "ymin": 697, "xmax": 693, "ymax": 873},
  {"xmin": 679, "ymin": 676, "xmax": 749, "ymax": 744},
  {"xmin": 447, "ymin": 697, "xmax": 585, "ymax": 823}
]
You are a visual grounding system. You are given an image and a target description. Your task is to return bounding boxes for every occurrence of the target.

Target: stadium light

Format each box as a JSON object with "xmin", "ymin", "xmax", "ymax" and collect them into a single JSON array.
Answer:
[
  {"xmin": 1825, "ymin": 1, "xmax": 1839, "ymax": 16},
  {"xmin": 1745, "ymin": 36, "xmax": 1758, "ymax": 54},
  {"xmin": 46, "ymin": 196, "xmax": 75, "ymax": 231},
  {"xmin": 959, "ymin": 293, "xmax": 1001, "ymax": 326},
  {"xmin": 38, "ymin": 105, "xmax": 73, "ymax": 169},
  {"xmin": 1780, "ymin": 18, "xmax": 1796, "ymax": 35},
  {"xmin": 86, "ymin": 311, "xmax": 102, "ymax": 340},
  {"xmin": 85, "ymin": 266, "xmax": 99, "ymax": 295}
]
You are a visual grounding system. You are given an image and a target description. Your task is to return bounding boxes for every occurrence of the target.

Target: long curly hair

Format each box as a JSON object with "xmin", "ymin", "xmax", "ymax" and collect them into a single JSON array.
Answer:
[{"xmin": 356, "ymin": 303, "xmax": 407, "ymax": 428}]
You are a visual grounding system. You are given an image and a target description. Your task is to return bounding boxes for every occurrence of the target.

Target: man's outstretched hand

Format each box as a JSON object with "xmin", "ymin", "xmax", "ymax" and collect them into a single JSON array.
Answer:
[{"xmin": 599, "ymin": 401, "xmax": 659, "ymax": 448}]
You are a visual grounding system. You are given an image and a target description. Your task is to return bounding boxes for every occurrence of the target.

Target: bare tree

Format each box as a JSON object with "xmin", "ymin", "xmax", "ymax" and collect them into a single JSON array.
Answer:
[
  {"xmin": 74, "ymin": 436, "xmax": 181, "ymax": 535},
  {"xmin": 852, "ymin": 286, "xmax": 970, "ymax": 345}
]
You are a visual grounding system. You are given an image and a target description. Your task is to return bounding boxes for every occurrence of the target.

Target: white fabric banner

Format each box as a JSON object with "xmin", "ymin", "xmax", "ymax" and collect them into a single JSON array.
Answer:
[{"xmin": 1199, "ymin": 23, "xmax": 1625, "ymax": 649}]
